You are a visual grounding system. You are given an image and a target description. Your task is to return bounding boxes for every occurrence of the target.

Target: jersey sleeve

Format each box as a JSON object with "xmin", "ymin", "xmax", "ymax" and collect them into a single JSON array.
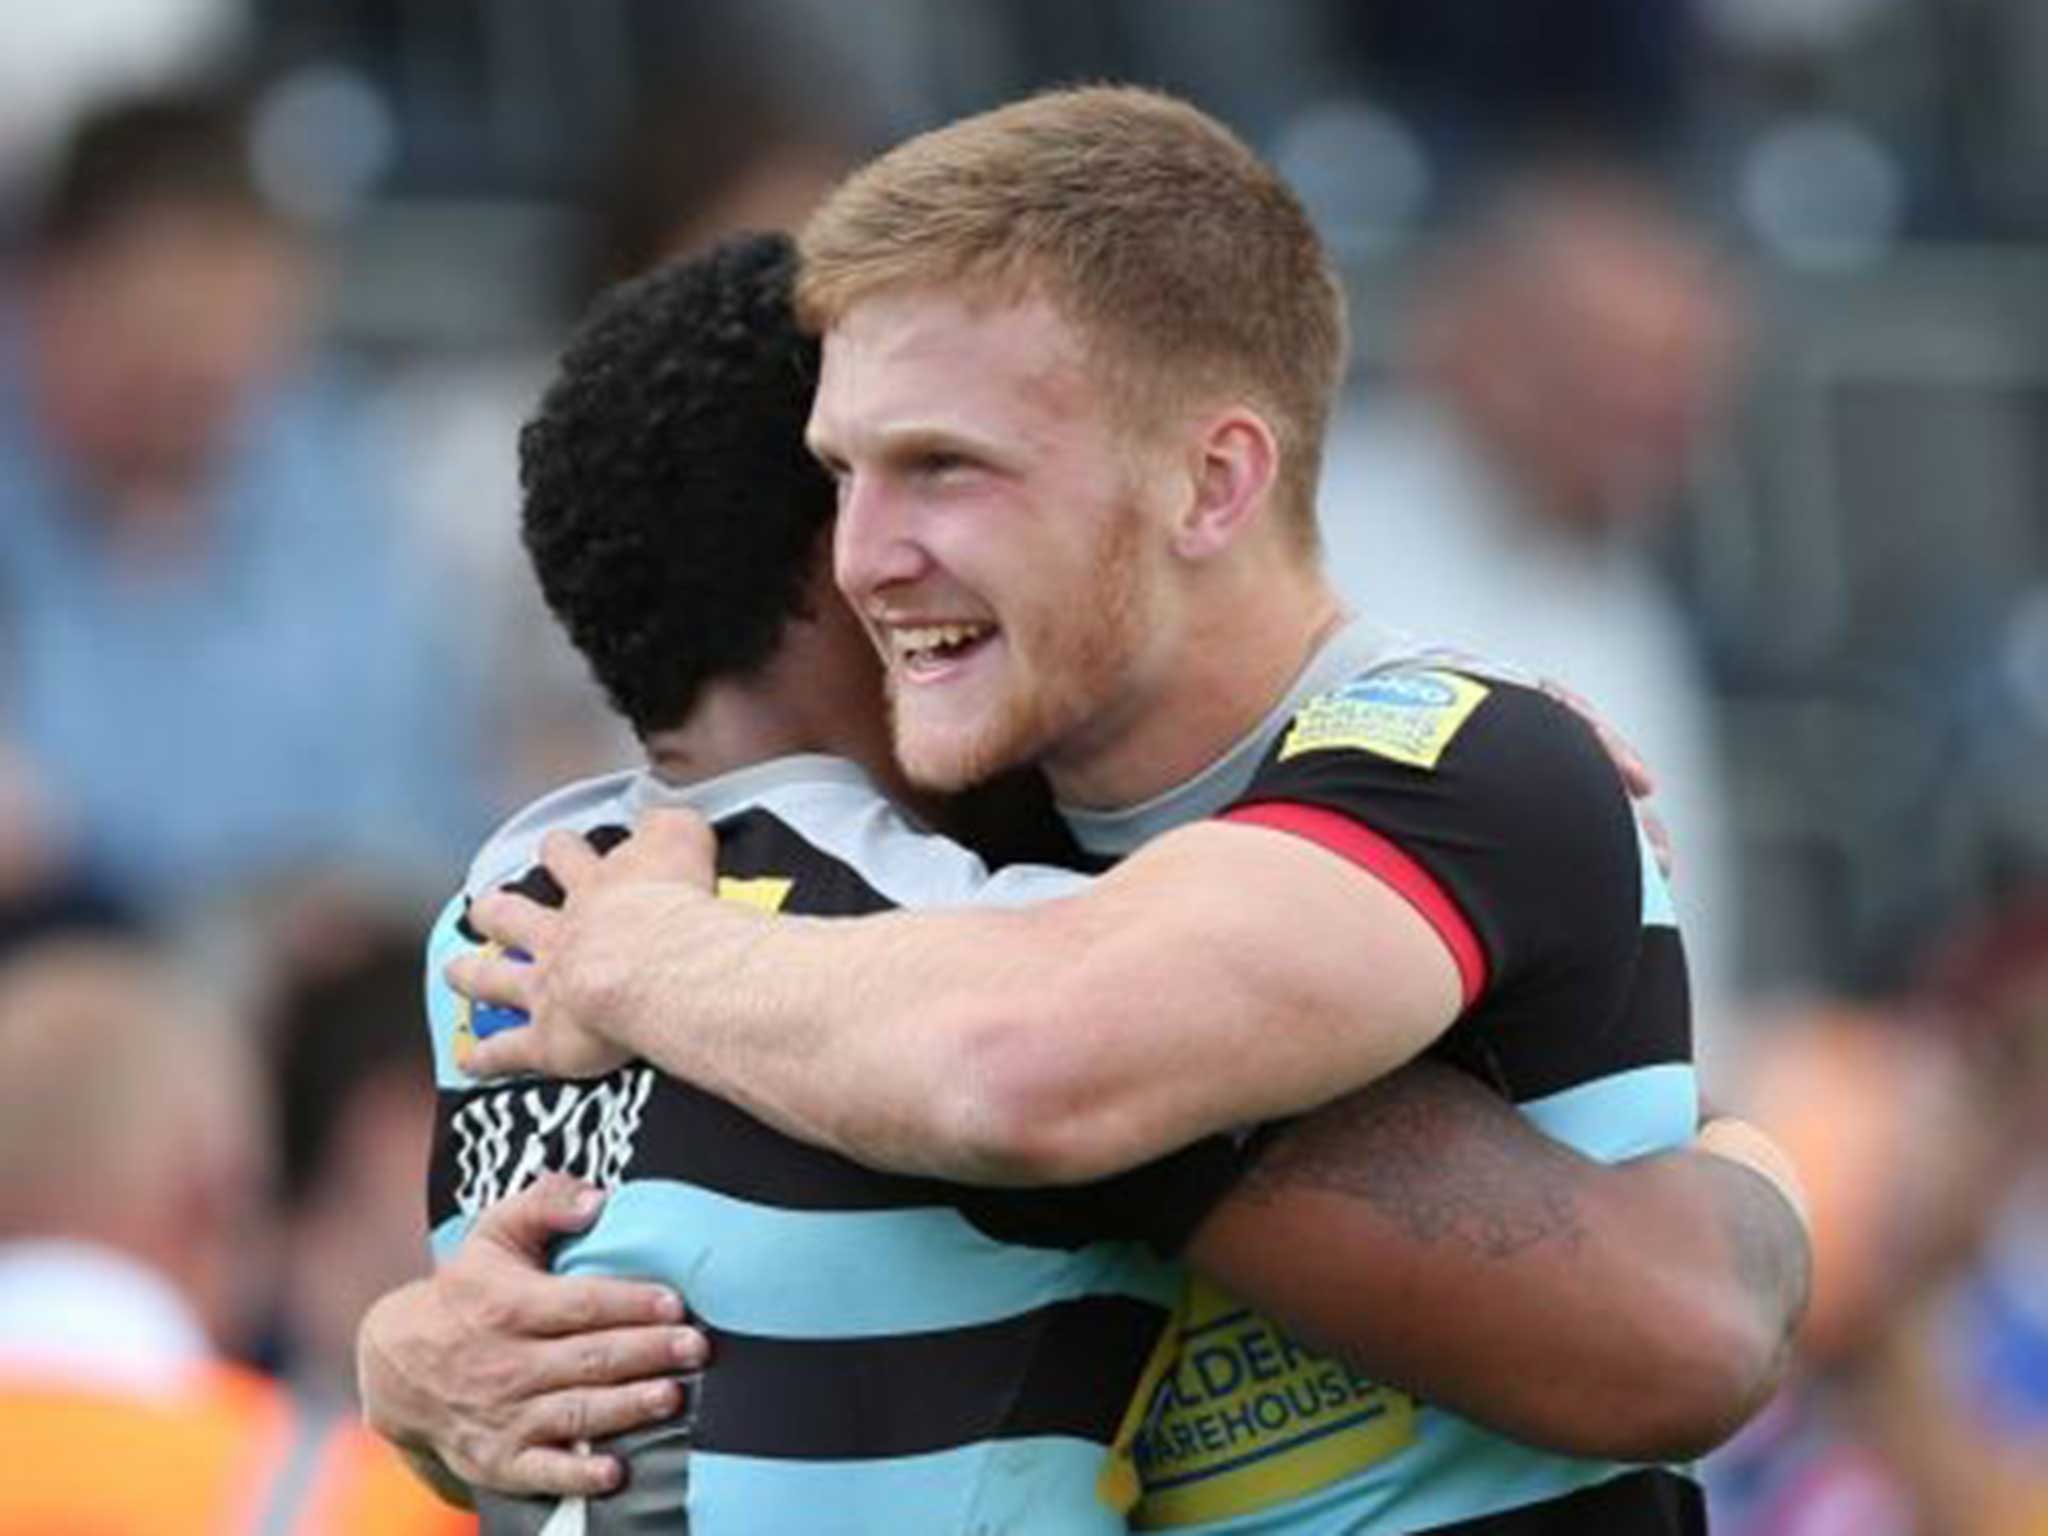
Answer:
[
  {"xmin": 957, "ymin": 1133, "xmax": 1251, "ymax": 1259},
  {"xmin": 422, "ymin": 893, "xmax": 481, "ymax": 1262},
  {"xmin": 1221, "ymin": 668, "xmax": 1642, "ymax": 1014}
]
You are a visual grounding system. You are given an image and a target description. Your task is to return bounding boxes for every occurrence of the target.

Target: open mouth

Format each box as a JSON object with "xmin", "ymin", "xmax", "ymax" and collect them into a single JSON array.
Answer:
[{"xmin": 890, "ymin": 621, "xmax": 998, "ymax": 681}]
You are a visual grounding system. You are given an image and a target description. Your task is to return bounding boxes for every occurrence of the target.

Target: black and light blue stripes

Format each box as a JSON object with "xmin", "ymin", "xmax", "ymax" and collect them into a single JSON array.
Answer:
[{"xmin": 422, "ymin": 758, "xmax": 1225, "ymax": 1533}]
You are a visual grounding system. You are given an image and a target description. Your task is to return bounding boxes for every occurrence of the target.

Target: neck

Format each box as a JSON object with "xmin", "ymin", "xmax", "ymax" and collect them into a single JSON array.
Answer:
[
  {"xmin": 643, "ymin": 684, "xmax": 830, "ymax": 787},
  {"xmin": 642, "ymin": 675, "xmax": 916, "ymax": 811},
  {"xmin": 1048, "ymin": 552, "xmax": 1347, "ymax": 810}
]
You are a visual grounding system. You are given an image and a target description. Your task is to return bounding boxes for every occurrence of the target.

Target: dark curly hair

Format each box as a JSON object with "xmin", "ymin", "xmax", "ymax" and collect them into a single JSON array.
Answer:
[{"xmin": 520, "ymin": 231, "xmax": 832, "ymax": 738}]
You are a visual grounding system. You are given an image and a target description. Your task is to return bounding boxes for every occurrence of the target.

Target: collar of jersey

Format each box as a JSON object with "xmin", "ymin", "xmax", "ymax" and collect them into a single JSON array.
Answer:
[
  {"xmin": 466, "ymin": 755, "xmax": 882, "ymax": 893},
  {"xmin": 629, "ymin": 753, "xmax": 882, "ymax": 824},
  {"xmin": 1057, "ymin": 616, "xmax": 1416, "ymax": 861}
]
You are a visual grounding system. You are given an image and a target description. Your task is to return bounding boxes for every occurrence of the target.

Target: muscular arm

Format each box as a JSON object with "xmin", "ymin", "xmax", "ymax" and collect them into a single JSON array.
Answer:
[
  {"xmin": 459, "ymin": 815, "xmax": 1459, "ymax": 1185},
  {"xmin": 1187, "ymin": 1061, "xmax": 1811, "ymax": 1461}
]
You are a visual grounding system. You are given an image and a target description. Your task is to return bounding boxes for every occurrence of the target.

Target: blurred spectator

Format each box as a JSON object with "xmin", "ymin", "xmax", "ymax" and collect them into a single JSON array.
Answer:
[
  {"xmin": 265, "ymin": 920, "xmax": 440, "ymax": 1409},
  {"xmin": 581, "ymin": 47, "xmax": 871, "ymax": 294},
  {"xmin": 1330, "ymin": 0, "xmax": 1692, "ymax": 173},
  {"xmin": 1319, "ymin": 164, "xmax": 1745, "ymax": 1045},
  {"xmin": 1705, "ymin": 1002, "xmax": 2048, "ymax": 1536},
  {"xmin": 0, "ymin": 0, "xmax": 238, "ymax": 198},
  {"xmin": 379, "ymin": 45, "xmax": 872, "ymax": 812},
  {"xmin": 1920, "ymin": 899, "xmax": 2048, "ymax": 1464},
  {"xmin": 0, "ymin": 82, "xmax": 485, "ymax": 913},
  {"xmin": 0, "ymin": 935, "xmax": 467, "ymax": 1532}
]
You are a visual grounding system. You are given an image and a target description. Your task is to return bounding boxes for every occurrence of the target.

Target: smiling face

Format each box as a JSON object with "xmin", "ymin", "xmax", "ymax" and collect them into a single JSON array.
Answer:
[{"xmin": 809, "ymin": 288, "xmax": 1179, "ymax": 793}]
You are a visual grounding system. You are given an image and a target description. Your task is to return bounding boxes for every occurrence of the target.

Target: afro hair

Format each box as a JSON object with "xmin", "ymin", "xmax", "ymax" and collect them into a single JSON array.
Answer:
[{"xmin": 519, "ymin": 231, "xmax": 833, "ymax": 738}]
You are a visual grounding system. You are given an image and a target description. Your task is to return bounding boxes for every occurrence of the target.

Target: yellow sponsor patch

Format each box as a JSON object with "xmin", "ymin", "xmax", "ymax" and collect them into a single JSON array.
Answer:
[
  {"xmin": 1278, "ymin": 669, "xmax": 1490, "ymax": 770},
  {"xmin": 1131, "ymin": 1278, "xmax": 1416, "ymax": 1528},
  {"xmin": 715, "ymin": 875, "xmax": 794, "ymax": 913}
]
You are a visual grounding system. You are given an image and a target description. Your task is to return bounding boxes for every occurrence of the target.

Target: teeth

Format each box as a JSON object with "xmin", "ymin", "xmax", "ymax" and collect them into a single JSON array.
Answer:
[{"xmin": 893, "ymin": 623, "xmax": 991, "ymax": 656}]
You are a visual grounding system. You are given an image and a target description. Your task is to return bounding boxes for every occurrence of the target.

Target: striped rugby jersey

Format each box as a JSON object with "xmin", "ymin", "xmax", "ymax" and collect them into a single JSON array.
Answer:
[
  {"xmin": 1066, "ymin": 622, "xmax": 1704, "ymax": 1536},
  {"xmin": 422, "ymin": 755, "xmax": 1241, "ymax": 1535}
]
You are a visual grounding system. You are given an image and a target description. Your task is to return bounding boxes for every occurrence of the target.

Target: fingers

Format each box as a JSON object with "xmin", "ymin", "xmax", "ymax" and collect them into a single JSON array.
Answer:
[
  {"xmin": 1590, "ymin": 715, "xmax": 1654, "ymax": 798},
  {"xmin": 519, "ymin": 1376, "xmax": 691, "ymax": 1450},
  {"xmin": 1611, "ymin": 739, "xmax": 1656, "ymax": 800},
  {"xmin": 469, "ymin": 1173, "xmax": 608, "ymax": 1262},
  {"xmin": 519, "ymin": 1324, "xmax": 710, "ymax": 1394},
  {"xmin": 446, "ymin": 948, "xmax": 535, "ymax": 1021},
  {"xmin": 454, "ymin": 1380, "xmax": 686, "ymax": 1495},
  {"xmin": 571, "ymin": 807, "xmax": 722, "ymax": 888},
  {"xmin": 466, "ymin": 889, "xmax": 560, "ymax": 958},
  {"xmin": 541, "ymin": 827, "xmax": 604, "ymax": 892},
  {"xmin": 488, "ymin": 1446, "xmax": 625, "ymax": 1501},
  {"xmin": 1641, "ymin": 809, "xmax": 1678, "ymax": 884},
  {"xmin": 463, "ymin": 1026, "xmax": 547, "ymax": 1081},
  {"xmin": 1541, "ymin": 676, "xmax": 1657, "ymax": 797},
  {"xmin": 504, "ymin": 1273, "xmax": 693, "ymax": 1339},
  {"xmin": 631, "ymin": 807, "xmax": 718, "ymax": 875}
]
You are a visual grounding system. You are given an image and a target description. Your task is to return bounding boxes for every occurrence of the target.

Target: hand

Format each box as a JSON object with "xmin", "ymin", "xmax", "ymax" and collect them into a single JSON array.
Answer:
[
  {"xmin": 357, "ymin": 1173, "xmax": 708, "ymax": 1500},
  {"xmin": 1537, "ymin": 677, "xmax": 1677, "ymax": 882},
  {"xmin": 449, "ymin": 808, "xmax": 720, "ymax": 1080},
  {"xmin": 1537, "ymin": 676, "xmax": 1655, "ymax": 799}
]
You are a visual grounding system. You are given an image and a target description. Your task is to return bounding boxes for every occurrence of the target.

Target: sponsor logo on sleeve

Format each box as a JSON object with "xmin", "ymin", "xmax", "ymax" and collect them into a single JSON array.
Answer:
[
  {"xmin": 450, "ymin": 1068, "xmax": 656, "ymax": 1215},
  {"xmin": 1279, "ymin": 670, "xmax": 1490, "ymax": 771},
  {"xmin": 1132, "ymin": 1278, "xmax": 1416, "ymax": 1527}
]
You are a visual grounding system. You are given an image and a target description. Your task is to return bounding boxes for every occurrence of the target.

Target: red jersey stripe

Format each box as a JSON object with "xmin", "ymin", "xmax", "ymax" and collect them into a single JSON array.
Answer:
[{"xmin": 1222, "ymin": 800, "xmax": 1489, "ymax": 1009}]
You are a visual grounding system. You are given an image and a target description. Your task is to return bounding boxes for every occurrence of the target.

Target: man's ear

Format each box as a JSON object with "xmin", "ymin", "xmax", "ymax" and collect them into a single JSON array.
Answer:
[{"xmin": 1172, "ymin": 407, "xmax": 1280, "ymax": 562}]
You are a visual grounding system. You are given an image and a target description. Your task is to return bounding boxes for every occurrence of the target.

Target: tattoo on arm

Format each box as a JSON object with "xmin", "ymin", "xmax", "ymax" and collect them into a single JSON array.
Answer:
[{"xmin": 1233, "ymin": 1062, "xmax": 1586, "ymax": 1259}]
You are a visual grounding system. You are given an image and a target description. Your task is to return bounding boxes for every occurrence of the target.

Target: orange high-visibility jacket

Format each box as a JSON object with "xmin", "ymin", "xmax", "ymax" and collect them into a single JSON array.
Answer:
[{"xmin": 0, "ymin": 1362, "xmax": 475, "ymax": 1535}]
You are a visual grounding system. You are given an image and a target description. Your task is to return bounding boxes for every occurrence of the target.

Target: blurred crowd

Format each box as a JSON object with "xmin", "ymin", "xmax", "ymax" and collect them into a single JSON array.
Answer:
[{"xmin": 0, "ymin": 2, "xmax": 2043, "ymax": 1532}]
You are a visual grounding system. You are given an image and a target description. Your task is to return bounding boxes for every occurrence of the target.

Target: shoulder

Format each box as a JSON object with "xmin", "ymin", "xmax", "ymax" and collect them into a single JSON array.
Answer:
[
  {"xmin": 1237, "ymin": 666, "xmax": 1640, "ymax": 992},
  {"xmin": 462, "ymin": 768, "xmax": 644, "ymax": 894},
  {"xmin": 1266, "ymin": 665, "xmax": 1613, "ymax": 803},
  {"xmin": 756, "ymin": 777, "xmax": 1088, "ymax": 911}
]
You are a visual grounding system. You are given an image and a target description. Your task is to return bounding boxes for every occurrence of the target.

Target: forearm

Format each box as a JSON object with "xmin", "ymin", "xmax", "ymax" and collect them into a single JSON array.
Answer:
[
  {"xmin": 598, "ymin": 828, "xmax": 1454, "ymax": 1182},
  {"xmin": 597, "ymin": 885, "xmax": 1072, "ymax": 1181},
  {"xmin": 1186, "ymin": 1065, "xmax": 1810, "ymax": 1461},
  {"xmin": 470, "ymin": 818, "xmax": 1458, "ymax": 1183}
]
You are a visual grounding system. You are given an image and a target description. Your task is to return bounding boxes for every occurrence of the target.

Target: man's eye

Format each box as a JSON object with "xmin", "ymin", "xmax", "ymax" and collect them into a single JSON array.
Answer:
[{"xmin": 917, "ymin": 452, "xmax": 968, "ymax": 478}]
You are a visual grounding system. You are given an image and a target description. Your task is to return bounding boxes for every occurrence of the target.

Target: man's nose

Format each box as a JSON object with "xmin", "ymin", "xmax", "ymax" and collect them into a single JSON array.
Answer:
[{"xmin": 833, "ymin": 474, "xmax": 930, "ymax": 601}]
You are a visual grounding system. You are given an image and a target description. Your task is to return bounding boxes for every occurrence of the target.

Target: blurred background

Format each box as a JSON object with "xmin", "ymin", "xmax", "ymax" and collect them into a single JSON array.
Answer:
[{"xmin": 0, "ymin": 1, "xmax": 2041, "ymax": 1531}]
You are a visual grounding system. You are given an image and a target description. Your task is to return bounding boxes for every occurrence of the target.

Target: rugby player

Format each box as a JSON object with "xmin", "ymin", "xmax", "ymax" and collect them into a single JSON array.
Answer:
[
  {"xmin": 378, "ymin": 232, "xmax": 1802, "ymax": 1532},
  {"xmin": 422, "ymin": 90, "xmax": 1811, "ymax": 1532},
  {"xmin": 419, "ymin": 232, "xmax": 1251, "ymax": 1533}
]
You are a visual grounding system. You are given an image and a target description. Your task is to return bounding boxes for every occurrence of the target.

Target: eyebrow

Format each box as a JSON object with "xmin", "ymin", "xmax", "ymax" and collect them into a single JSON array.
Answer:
[{"xmin": 811, "ymin": 420, "xmax": 1019, "ymax": 472}]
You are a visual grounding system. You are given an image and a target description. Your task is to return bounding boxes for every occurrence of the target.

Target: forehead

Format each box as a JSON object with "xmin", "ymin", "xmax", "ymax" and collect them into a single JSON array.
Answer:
[{"xmin": 809, "ymin": 287, "xmax": 1104, "ymax": 449}]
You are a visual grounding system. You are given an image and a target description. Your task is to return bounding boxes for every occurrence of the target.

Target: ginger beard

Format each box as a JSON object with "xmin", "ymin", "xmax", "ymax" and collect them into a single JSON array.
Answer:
[{"xmin": 882, "ymin": 489, "xmax": 1150, "ymax": 794}]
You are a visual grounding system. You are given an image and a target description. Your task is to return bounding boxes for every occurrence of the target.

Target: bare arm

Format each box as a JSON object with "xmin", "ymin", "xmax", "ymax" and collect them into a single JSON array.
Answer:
[
  {"xmin": 1185, "ymin": 1062, "xmax": 1812, "ymax": 1462},
  {"xmin": 456, "ymin": 813, "xmax": 1459, "ymax": 1185}
]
